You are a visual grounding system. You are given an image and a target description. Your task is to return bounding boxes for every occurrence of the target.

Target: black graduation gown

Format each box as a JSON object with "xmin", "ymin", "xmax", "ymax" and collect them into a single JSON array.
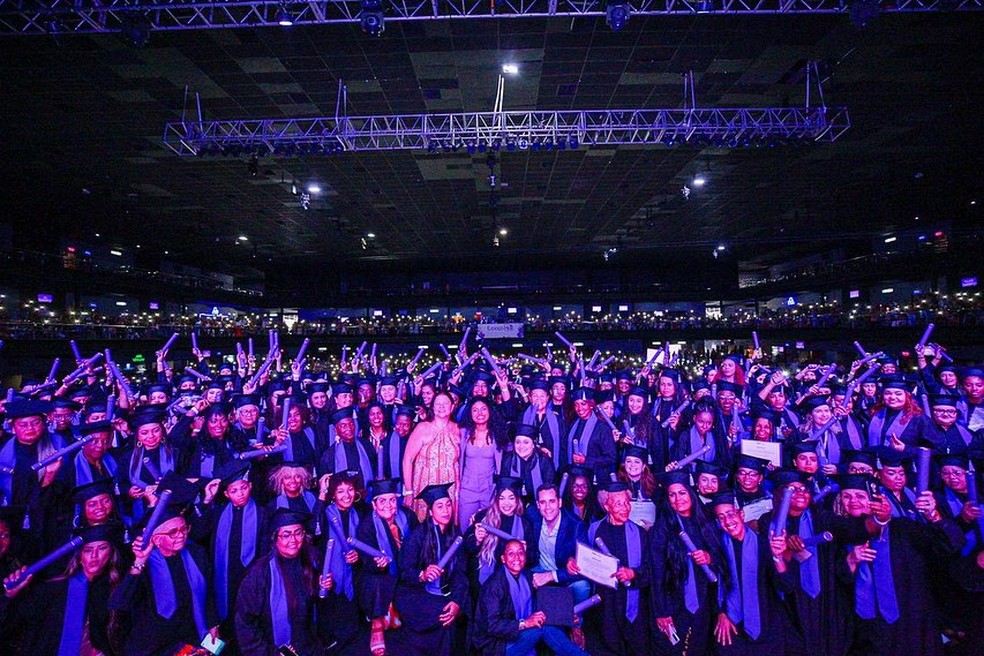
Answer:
[
  {"xmin": 471, "ymin": 567, "xmax": 537, "ymax": 656},
  {"xmin": 355, "ymin": 507, "xmax": 416, "ymax": 618},
  {"xmin": 649, "ymin": 514, "xmax": 716, "ymax": 656},
  {"xmin": 944, "ymin": 550, "xmax": 984, "ymax": 656},
  {"xmin": 379, "ymin": 431, "xmax": 409, "ymax": 480},
  {"xmin": 584, "ymin": 518, "xmax": 651, "ymax": 656},
  {"xmin": 0, "ymin": 572, "xmax": 114, "ymax": 656},
  {"xmin": 717, "ymin": 527, "xmax": 800, "ymax": 656},
  {"xmin": 391, "ymin": 521, "xmax": 469, "ymax": 656},
  {"xmin": 318, "ymin": 437, "xmax": 374, "ymax": 483},
  {"xmin": 314, "ymin": 505, "xmax": 367, "ymax": 654},
  {"xmin": 464, "ymin": 510, "xmax": 534, "ymax": 601},
  {"xmin": 499, "ymin": 451, "xmax": 556, "ymax": 505},
  {"xmin": 234, "ymin": 552, "xmax": 325, "ymax": 656},
  {"xmin": 167, "ymin": 420, "xmax": 236, "ymax": 480},
  {"xmin": 0, "ymin": 437, "xmax": 64, "ymax": 558},
  {"xmin": 109, "ymin": 542, "xmax": 219, "ymax": 656},
  {"xmin": 195, "ymin": 498, "xmax": 270, "ymax": 630},
  {"xmin": 567, "ymin": 417, "xmax": 618, "ymax": 478},
  {"xmin": 840, "ymin": 516, "xmax": 963, "ymax": 656},
  {"xmin": 758, "ymin": 508, "xmax": 869, "ymax": 656}
]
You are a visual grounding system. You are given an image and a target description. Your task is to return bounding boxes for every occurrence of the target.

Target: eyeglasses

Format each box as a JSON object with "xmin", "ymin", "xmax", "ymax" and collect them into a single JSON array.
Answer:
[
  {"xmin": 715, "ymin": 511, "xmax": 740, "ymax": 522},
  {"xmin": 932, "ymin": 409, "xmax": 959, "ymax": 416},
  {"xmin": 158, "ymin": 524, "xmax": 190, "ymax": 539},
  {"xmin": 786, "ymin": 485, "xmax": 809, "ymax": 493},
  {"xmin": 277, "ymin": 528, "xmax": 306, "ymax": 541}
]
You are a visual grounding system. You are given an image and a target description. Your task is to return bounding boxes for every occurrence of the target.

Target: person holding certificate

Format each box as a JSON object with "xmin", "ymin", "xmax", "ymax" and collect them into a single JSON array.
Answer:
[{"xmin": 566, "ymin": 481, "xmax": 651, "ymax": 656}]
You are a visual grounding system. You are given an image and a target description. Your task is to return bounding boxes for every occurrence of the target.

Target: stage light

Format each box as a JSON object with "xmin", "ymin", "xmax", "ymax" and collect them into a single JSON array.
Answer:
[
  {"xmin": 307, "ymin": 184, "xmax": 321, "ymax": 194},
  {"xmin": 693, "ymin": 175, "xmax": 706, "ymax": 187},
  {"xmin": 606, "ymin": 1, "xmax": 630, "ymax": 31},
  {"xmin": 360, "ymin": 0, "xmax": 385, "ymax": 36},
  {"xmin": 502, "ymin": 64, "xmax": 519, "ymax": 75},
  {"xmin": 276, "ymin": 4, "xmax": 294, "ymax": 26}
]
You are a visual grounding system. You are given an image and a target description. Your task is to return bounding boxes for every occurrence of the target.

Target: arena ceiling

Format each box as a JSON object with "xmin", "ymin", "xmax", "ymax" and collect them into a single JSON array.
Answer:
[{"xmin": 1, "ymin": 12, "xmax": 982, "ymax": 278}]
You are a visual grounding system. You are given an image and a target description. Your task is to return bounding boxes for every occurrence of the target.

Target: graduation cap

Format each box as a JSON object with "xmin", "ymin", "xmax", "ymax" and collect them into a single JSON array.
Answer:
[
  {"xmin": 690, "ymin": 380, "xmax": 711, "ymax": 394},
  {"xmin": 879, "ymin": 377, "xmax": 909, "ymax": 391},
  {"xmin": 270, "ymin": 508, "xmax": 313, "ymax": 531},
  {"xmin": 768, "ymin": 468, "xmax": 811, "ymax": 488},
  {"xmin": 599, "ymin": 480, "xmax": 631, "ymax": 494},
  {"xmin": 202, "ymin": 402, "xmax": 232, "ymax": 420},
  {"xmin": 566, "ymin": 465, "xmax": 595, "ymax": 484},
  {"xmin": 528, "ymin": 379, "xmax": 550, "ymax": 392},
  {"xmin": 598, "ymin": 372, "xmax": 615, "ymax": 384},
  {"xmin": 594, "ymin": 390, "xmax": 614, "ymax": 405},
  {"xmin": 146, "ymin": 383, "xmax": 171, "ymax": 398},
  {"xmin": 790, "ymin": 442, "xmax": 819, "ymax": 457},
  {"xmin": 547, "ymin": 376, "xmax": 569, "ymax": 388},
  {"xmin": 707, "ymin": 491, "xmax": 741, "ymax": 510},
  {"xmin": 627, "ymin": 386, "xmax": 648, "ymax": 399},
  {"xmin": 723, "ymin": 354, "xmax": 743, "ymax": 365},
  {"xmin": 514, "ymin": 424, "xmax": 537, "ymax": 439},
  {"xmin": 695, "ymin": 461, "xmax": 730, "ymax": 481},
  {"xmin": 69, "ymin": 387, "xmax": 92, "ymax": 401},
  {"xmin": 74, "ymin": 522, "xmax": 124, "ymax": 546},
  {"xmin": 872, "ymin": 446, "xmax": 909, "ymax": 469},
  {"xmin": 145, "ymin": 472, "xmax": 205, "ymax": 526},
  {"xmin": 494, "ymin": 475, "xmax": 525, "ymax": 495},
  {"xmin": 935, "ymin": 452, "xmax": 969, "ymax": 470},
  {"xmin": 394, "ymin": 405, "xmax": 416, "ymax": 419},
  {"xmin": 332, "ymin": 382, "xmax": 355, "ymax": 396},
  {"xmin": 929, "ymin": 393, "xmax": 960, "ymax": 408},
  {"xmin": 234, "ymin": 394, "xmax": 262, "ymax": 409},
  {"xmin": 79, "ymin": 420, "xmax": 113, "ymax": 436},
  {"xmin": 621, "ymin": 444, "xmax": 649, "ymax": 463},
  {"xmin": 128, "ymin": 407, "xmax": 166, "ymax": 431},
  {"xmin": 72, "ymin": 479, "xmax": 116, "ymax": 506},
  {"xmin": 307, "ymin": 382, "xmax": 330, "ymax": 395},
  {"xmin": 51, "ymin": 398, "xmax": 82, "ymax": 412},
  {"xmin": 659, "ymin": 369, "xmax": 683, "ymax": 383},
  {"xmin": 571, "ymin": 387, "xmax": 594, "ymax": 402},
  {"xmin": 415, "ymin": 483, "xmax": 453, "ymax": 508},
  {"xmin": 715, "ymin": 381, "xmax": 742, "ymax": 395},
  {"xmin": 830, "ymin": 474, "xmax": 873, "ymax": 492},
  {"xmin": 654, "ymin": 470, "xmax": 691, "ymax": 489},
  {"xmin": 735, "ymin": 453, "xmax": 771, "ymax": 474},
  {"xmin": 4, "ymin": 399, "xmax": 53, "ymax": 419},
  {"xmin": 214, "ymin": 460, "xmax": 251, "ymax": 488},
  {"xmin": 330, "ymin": 408, "xmax": 355, "ymax": 425},
  {"xmin": 842, "ymin": 449, "xmax": 877, "ymax": 469},
  {"xmin": 368, "ymin": 478, "xmax": 401, "ymax": 499},
  {"xmin": 802, "ymin": 397, "xmax": 830, "ymax": 412},
  {"xmin": 615, "ymin": 370, "xmax": 634, "ymax": 382}
]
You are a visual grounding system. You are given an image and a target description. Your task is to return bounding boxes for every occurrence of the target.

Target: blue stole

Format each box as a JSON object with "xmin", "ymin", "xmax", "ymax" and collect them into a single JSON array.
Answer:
[
  {"xmin": 325, "ymin": 504, "xmax": 359, "ymax": 600},
  {"xmin": 333, "ymin": 438, "xmax": 374, "ymax": 481},
  {"xmin": 588, "ymin": 518, "xmax": 641, "ymax": 621},
  {"xmin": 509, "ymin": 454, "xmax": 543, "ymax": 498},
  {"xmin": 215, "ymin": 499, "xmax": 258, "ymax": 619},
  {"xmin": 284, "ymin": 427, "xmax": 318, "ymax": 462},
  {"xmin": 866, "ymin": 411, "xmax": 908, "ymax": 448},
  {"xmin": 128, "ymin": 446, "xmax": 174, "ymax": 490},
  {"xmin": 798, "ymin": 510, "xmax": 821, "ymax": 598},
  {"xmin": 74, "ymin": 451, "xmax": 118, "ymax": 486},
  {"xmin": 567, "ymin": 415, "xmax": 598, "ymax": 463},
  {"xmin": 855, "ymin": 525, "xmax": 900, "ymax": 623},
  {"xmin": 722, "ymin": 529, "xmax": 761, "ymax": 639},
  {"xmin": 945, "ymin": 488, "xmax": 979, "ymax": 555},
  {"xmin": 0, "ymin": 434, "xmax": 64, "ymax": 504},
  {"xmin": 687, "ymin": 427, "xmax": 715, "ymax": 467},
  {"xmin": 277, "ymin": 491, "xmax": 317, "ymax": 512},
  {"xmin": 148, "ymin": 549, "xmax": 208, "ymax": 639},
  {"xmin": 479, "ymin": 514, "xmax": 525, "ymax": 583},
  {"xmin": 57, "ymin": 571, "xmax": 89, "ymax": 656},
  {"xmin": 372, "ymin": 510, "xmax": 409, "ymax": 576},
  {"xmin": 506, "ymin": 572, "xmax": 535, "ymax": 656},
  {"xmin": 674, "ymin": 515, "xmax": 700, "ymax": 613},
  {"xmin": 523, "ymin": 406, "xmax": 561, "ymax": 469},
  {"xmin": 386, "ymin": 431, "xmax": 403, "ymax": 481},
  {"xmin": 269, "ymin": 556, "xmax": 292, "ymax": 647}
]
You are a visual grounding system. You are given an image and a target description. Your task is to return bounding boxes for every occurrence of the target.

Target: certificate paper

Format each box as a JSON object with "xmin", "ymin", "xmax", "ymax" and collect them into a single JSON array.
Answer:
[
  {"xmin": 575, "ymin": 542, "xmax": 619, "ymax": 589},
  {"xmin": 629, "ymin": 500, "xmax": 656, "ymax": 527},
  {"xmin": 741, "ymin": 440, "xmax": 783, "ymax": 468}
]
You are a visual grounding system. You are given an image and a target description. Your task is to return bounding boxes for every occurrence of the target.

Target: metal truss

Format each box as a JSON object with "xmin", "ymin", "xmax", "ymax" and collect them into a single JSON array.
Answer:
[
  {"xmin": 1, "ymin": 0, "xmax": 982, "ymax": 36},
  {"xmin": 163, "ymin": 105, "xmax": 850, "ymax": 156}
]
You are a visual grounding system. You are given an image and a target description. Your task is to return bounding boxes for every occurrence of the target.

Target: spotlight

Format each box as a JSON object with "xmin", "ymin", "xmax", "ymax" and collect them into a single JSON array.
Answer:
[
  {"xmin": 276, "ymin": 4, "xmax": 294, "ymax": 26},
  {"xmin": 499, "ymin": 227, "xmax": 508, "ymax": 236},
  {"xmin": 502, "ymin": 64, "xmax": 519, "ymax": 75},
  {"xmin": 606, "ymin": 1, "xmax": 630, "ymax": 31},
  {"xmin": 695, "ymin": 0, "xmax": 715, "ymax": 11},
  {"xmin": 692, "ymin": 175, "xmax": 706, "ymax": 187},
  {"xmin": 307, "ymin": 184, "xmax": 321, "ymax": 194},
  {"xmin": 360, "ymin": 0, "xmax": 385, "ymax": 36}
]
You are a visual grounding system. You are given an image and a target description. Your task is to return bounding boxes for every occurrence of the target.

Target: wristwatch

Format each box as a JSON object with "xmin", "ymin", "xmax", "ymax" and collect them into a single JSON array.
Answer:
[{"xmin": 518, "ymin": 620, "xmax": 527, "ymax": 631}]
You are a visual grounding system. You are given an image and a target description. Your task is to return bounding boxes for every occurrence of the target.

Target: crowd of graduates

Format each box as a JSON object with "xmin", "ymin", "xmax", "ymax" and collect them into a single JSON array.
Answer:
[{"xmin": 0, "ymin": 332, "xmax": 982, "ymax": 656}]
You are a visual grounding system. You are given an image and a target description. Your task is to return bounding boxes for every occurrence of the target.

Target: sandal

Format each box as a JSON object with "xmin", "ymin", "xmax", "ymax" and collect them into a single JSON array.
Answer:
[{"xmin": 370, "ymin": 619, "xmax": 387, "ymax": 656}]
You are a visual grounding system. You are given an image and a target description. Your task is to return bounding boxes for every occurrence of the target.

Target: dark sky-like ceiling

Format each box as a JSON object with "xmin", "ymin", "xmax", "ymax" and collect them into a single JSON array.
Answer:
[{"xmin": 0, "ymin": 13, "xmax": 981, "ymax": 279}]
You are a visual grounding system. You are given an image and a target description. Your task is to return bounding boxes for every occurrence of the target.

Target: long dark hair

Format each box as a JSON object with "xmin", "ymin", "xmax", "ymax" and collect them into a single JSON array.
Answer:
[
  {"xmin": 460, "ymin": 397, "xmax": 510, "ymax": 449},
  {"xmin": 655, "ymin": 485, "xmax": 727, "ymax": 593},
  {"xmin": 360, "ymin": 401, "xmax": 392, "ymax": 438},
  {"xmin": 420, "ymin": 515, "xmax": 460, "ymax": 566},
  {"xmin": 273, "ymin": 533, "xmax": 319, "ymax": 615}
]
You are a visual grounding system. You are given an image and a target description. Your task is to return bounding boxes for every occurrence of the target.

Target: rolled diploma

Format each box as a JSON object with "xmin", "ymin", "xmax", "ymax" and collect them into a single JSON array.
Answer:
[
  {"xmin": 347, "ymin": 536, "xmax": 387, "ymax": 560},
  {"xmin": 771, "ymin": 487, "xmax": 794, "ymax": 535},
  {"xmin": 554, "ymin": 332, "xmax": 574, "ymax": 349},
  {"xmin": 916, "ymin": 323, "xmax": 935, "ymax": 350},
  {"xmin": 661, "ymin": 401, "xmax": 690, "ymax": 428},
  {"xmin": 139, "ymin": 488, "xmax": 174, "ymax": 546},
  {"xmin": 915, "ymin": 447, "xmax": 932, "ymax": 494},
  {"xmin": 236, "ymin": 444, "xmax": 287, "ymax": 460},
  {"xmin": 319, "ymin": 538, "xmax": 335, "ymax": 599},
  {"xmin": 671, "ymin": 444, "xmax": 712, "ymax": 470},
  {"xmin": 679, "ymin": 530, "xmax": 718, "ymax": 582},
  {"xmin": 4, "ymin": 537, "xmax": 83, "ymax": 590},
  {"xmin": 32, "ymin": 435, "xmax": 94, "ymax": 471}
]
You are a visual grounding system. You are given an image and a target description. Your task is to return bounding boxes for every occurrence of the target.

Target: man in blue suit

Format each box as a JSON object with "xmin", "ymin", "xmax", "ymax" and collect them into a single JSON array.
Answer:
[{"xmin": 525, "ymin": 483, "xmax": 590, "ymax": 647}]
